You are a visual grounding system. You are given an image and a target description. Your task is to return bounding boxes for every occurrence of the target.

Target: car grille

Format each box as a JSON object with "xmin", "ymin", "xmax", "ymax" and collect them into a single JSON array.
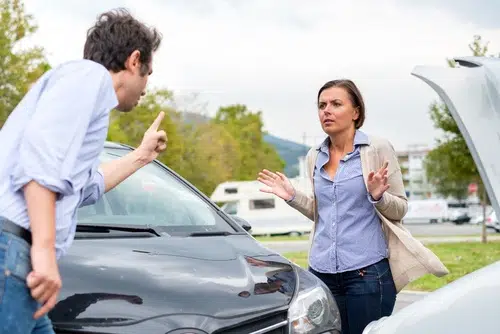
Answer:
[{"xmin": 214, "ymin": 311, "xmax": 288, "ymax": 334}]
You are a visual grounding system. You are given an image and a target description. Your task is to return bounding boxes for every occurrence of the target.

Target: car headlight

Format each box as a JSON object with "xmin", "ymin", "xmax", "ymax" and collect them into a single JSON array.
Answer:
[{"xmin": 288, "ymin": 269, "xmax": 341, "ymax": 334}]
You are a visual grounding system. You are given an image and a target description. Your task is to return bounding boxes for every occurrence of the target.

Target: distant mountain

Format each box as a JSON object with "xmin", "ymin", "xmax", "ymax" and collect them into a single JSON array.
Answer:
[
  {"xmin": 179, "ymin": 112, "xmax": 310, "ymax": 177},
  {"xmin": 263, "ymin": 134, "xmax": 310, "ymax": 177},
  {"xmin": 177, "ymin": 111, "xmax": 210, "ymax": 125}
]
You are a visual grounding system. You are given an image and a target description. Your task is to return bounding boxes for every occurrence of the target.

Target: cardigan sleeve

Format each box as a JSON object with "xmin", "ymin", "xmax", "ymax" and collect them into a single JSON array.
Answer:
[
  {"xmin": 287, "ymin": 189, "xmax": 315, "ymax": 221},
  {"xmin": 373, "ymin": 138, "xmax": 408, "ymax": 221},
  {"xmin": 286, "ymin": 148, "xmax": 316, "ymax": 221}
]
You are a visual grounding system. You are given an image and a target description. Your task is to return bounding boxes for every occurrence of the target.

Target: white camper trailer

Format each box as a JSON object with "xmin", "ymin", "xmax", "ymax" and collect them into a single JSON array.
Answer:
[{"xmin": 210, "ymin": 178, "xmax": 313, "ymax": 236}]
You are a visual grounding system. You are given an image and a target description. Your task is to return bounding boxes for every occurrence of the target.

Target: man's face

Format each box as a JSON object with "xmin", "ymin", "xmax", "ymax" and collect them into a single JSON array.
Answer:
[{"xmin": 116, "ymin": 51, "xmax": 153, "ymax": 112}]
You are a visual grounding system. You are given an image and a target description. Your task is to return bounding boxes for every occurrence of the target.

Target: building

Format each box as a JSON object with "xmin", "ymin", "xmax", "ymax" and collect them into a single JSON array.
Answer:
[{"xmin": 397, "ymin": 144, "xmax": 435, "ymax": 200}]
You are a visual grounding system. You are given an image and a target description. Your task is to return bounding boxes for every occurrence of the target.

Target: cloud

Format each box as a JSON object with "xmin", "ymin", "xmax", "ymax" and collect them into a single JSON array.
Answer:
[
  {"xmin": 21, "ymin": 0, "xmax": 500, "ymax": 150},
  {"xmin": 399, "ymin": 0, "xmax": 500, "ymax": 29}
]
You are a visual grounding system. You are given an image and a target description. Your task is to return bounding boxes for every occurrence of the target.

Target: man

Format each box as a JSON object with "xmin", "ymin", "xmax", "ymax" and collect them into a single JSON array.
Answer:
[{"xmin": 0, "ymin": 8, "xmax": 165, "ymax": 333}]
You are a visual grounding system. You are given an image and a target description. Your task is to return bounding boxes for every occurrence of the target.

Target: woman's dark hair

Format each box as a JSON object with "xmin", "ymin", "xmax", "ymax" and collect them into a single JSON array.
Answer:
[
  {"xmin": 84, "ymin": 8, "xmax": 162, "ymax": 76},
  {"xmin": 317, "ymin": 79, "xmax": 366, "ymax": 129}
]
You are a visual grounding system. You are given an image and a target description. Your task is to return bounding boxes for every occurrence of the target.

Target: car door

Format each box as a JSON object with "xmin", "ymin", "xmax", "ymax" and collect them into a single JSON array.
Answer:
[{"xmin": 411, "ymin": 56, "xmax": 500, "ymax": 217}]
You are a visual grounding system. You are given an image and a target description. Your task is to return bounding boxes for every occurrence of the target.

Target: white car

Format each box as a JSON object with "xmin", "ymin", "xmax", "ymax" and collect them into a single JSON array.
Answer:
[{"xmin": 363, "ymin": 56, "xmax": 500, "ymax": 333}]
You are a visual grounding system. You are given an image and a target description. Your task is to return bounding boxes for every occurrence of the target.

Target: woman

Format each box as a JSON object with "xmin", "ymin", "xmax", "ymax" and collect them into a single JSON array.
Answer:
[{"xmin": 257, "ymin": 79, "xmax": 448, "ymax": 334}]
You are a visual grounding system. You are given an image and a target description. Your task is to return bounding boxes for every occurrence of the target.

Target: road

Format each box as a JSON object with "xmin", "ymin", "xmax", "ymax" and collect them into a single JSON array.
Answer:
[{"xmin": 399, "ymin": 222, "xmax": 496, "ymax": 236}]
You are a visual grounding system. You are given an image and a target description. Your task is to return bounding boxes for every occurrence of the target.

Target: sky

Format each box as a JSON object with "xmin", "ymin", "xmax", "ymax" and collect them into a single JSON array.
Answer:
[{"xmin": 21, "ymin": 0, "xmax": 500, "ymax": 151}]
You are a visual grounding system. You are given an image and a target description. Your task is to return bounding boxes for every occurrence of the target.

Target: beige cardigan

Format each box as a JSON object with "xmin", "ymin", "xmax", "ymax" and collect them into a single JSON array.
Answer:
[{"xmin": 287, "ymin": 134, "xmax": 449, "ymax": 292}]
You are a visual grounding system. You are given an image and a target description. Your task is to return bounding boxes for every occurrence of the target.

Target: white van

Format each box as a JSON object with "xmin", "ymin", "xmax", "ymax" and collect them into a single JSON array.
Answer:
[
  {"xmin": 210, "ymin": 178, "xmax": 313, "ymax": 236},
  {"xmin": 403, "ymin": 199, "xmax": 449, "ymax": 224}
]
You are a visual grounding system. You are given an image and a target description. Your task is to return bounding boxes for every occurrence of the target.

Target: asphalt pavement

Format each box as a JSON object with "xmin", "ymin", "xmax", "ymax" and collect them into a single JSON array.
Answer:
[{"xmin": 398, "ymin": 221, "xmax": 496, "ymax": 236}]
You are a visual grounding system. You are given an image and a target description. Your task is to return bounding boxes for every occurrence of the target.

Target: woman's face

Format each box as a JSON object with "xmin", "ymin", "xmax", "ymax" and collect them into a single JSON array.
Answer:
[{"xmin": 318, "ymin": 86, "xmax": 359, "ymax": 136}]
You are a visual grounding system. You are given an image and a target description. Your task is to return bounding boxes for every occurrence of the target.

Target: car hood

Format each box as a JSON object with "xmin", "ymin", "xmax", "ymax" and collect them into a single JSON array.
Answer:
[
  {"xmin": 411, "ymin": 56, "xmax": 500, "ymax": 217},
  {"xmin": 50, "ymin": 235, "xmax": 296, "ymax": 332}
]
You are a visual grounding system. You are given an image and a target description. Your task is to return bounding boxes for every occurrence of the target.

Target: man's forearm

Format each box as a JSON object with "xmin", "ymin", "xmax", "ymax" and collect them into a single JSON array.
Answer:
[
  {"xmin": 24, "ymin": 181, "xmax": 57, "ymax": 249},
  {"xmin": 100, "ymin": 149, "xmax": 150, "ymax": 193}
]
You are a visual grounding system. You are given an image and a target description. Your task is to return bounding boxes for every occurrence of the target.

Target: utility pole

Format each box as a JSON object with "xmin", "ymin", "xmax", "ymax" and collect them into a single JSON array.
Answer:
[{"xmin": 481, "ymin": 186, "xmax": 488, "ymax": 244}]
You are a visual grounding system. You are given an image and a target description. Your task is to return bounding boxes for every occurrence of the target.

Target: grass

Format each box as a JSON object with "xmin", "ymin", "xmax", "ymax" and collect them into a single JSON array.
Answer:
[{"xmin": 283, "ymin": 241, "xmax": 500, "ymax": 292}]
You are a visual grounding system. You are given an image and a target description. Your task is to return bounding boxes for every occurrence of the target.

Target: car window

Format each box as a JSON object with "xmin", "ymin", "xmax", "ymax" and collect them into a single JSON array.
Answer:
[
  {"xmin": 77, "ymin": 148, "xmax": 237, "ymax": 236},
  {"xmin": 250, "ymin": 199, "xmax": 275, "ymax": 210}
]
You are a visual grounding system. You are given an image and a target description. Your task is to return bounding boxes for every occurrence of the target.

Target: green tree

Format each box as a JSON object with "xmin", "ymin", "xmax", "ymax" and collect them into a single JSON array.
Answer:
[
  {"xmin": 424, "ymin": 35, "xmax": 496, "ymax": 242},
  {"xmin": 213, "ymin": 104, "xmax": 285, "ymax": 181},
  {"xmin": 0, "ymin": 0, "xmax": 50, "ymax": 126},
  {"xmin": 179, "ymin": 122, "xmax": 240, "ymax": 194}
]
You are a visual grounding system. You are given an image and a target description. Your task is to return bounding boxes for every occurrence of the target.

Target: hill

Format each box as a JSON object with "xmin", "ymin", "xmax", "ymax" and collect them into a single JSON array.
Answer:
[{"xmin": 263, "ymin": 133, "xmax": 310, "ymax": 177}]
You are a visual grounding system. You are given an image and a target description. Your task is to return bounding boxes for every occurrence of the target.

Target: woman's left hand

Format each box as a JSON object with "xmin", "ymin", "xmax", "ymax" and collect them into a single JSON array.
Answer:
[{"xmin": 367, "ymin": 161, "xmax": 390, "ymax": 201}]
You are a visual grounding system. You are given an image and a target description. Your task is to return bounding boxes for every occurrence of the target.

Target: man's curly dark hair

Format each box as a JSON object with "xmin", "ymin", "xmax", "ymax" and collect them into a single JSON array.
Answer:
[{"xmin": 83, "ymin": 8, "xmax": 162, "ymax": 76}]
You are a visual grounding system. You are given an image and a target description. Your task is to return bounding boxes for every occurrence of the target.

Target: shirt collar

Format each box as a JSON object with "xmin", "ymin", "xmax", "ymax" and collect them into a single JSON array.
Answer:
[{"xmin": 316, "ymin": 130, "xmax": 369, "ymax": 152}]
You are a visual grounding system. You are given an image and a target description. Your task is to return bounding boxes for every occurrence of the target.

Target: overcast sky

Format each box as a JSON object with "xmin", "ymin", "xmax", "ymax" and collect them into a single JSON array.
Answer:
[{"xmin": 21, "ymin": 0, "xmax": 500, "ymax": 150}]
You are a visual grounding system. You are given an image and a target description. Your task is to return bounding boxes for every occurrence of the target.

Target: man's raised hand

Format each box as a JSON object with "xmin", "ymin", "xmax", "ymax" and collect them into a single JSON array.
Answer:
[{"xmin": 138, "ymin": 111, "xmax": 168, "ymax": 163}]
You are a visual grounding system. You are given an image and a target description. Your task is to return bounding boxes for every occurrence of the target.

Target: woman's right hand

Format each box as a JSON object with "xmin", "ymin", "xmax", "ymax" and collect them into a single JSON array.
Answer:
[{"xmin": 257, "ymin": 169, "xmax": 295, "ymax": 201}]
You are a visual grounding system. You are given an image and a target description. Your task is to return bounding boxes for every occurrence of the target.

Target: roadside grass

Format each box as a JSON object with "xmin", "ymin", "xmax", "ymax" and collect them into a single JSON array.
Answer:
[{"xmin": 283, "ymin": 241, "xmax": 500, "ymax": 292}]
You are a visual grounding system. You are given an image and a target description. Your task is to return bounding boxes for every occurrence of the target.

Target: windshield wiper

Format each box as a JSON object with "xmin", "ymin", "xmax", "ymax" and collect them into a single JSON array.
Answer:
[
  {"xmin": 77, "ymin": 224, "xmax": 162, "ymax": 237},
  {"xmin": 189, "ymin": 231, "xmax": 235, "ymax": 237}
]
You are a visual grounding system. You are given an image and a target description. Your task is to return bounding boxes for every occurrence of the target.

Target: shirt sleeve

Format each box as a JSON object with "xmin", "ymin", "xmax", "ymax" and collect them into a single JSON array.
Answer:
[
  {"xmin": 80, "ymin": 168, "xmax": 105, "ymax": 207},
  {"xmin": 10, "ymin": 62, "xmax": 116, "ymax": 196}
]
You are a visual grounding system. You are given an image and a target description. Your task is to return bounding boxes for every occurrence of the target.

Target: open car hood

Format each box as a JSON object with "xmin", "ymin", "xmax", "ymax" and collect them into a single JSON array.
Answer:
[{"xmin": 411, "ymin": 56, "xmax": 500, "ymax": 217}]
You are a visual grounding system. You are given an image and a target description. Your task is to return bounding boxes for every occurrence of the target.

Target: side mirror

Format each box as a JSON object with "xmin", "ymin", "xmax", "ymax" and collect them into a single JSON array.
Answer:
[{"xmin": 231, "ymin": 216, "xmax": 252, "ymax": 232}]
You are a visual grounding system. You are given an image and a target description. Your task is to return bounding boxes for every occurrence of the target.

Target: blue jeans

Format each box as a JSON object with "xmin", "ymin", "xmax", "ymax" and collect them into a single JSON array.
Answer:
[
  {"xmin": 0, "ymin": 228, "xmax": 55, "ymax": 334},
  {"xmin": 309, "ymin": 258, "xmax": 397, "ymax": 334}
]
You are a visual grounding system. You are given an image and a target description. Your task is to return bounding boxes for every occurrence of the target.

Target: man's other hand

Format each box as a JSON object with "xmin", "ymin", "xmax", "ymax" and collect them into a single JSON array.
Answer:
[{"xmin": 27, "ymin": 246, "xmax": 62, "ymax": 319}]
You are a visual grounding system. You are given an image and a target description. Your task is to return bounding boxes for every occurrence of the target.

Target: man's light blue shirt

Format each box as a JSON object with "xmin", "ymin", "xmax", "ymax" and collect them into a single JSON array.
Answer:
[{"xmin": 0, "ymin": 59, "xmax": 118, "ymax": 259}]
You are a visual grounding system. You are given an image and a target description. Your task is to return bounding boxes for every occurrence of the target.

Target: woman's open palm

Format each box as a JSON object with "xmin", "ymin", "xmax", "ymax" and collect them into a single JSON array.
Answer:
[{"xmin": 257, "ymin": 169, "xmax": 295, "ymax": 201}]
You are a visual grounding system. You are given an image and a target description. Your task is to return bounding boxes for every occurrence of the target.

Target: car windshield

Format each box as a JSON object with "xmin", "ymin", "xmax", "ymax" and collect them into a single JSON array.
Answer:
[{"xmin": 77, "ymin": 147, "xmax": 238, "ymax": 236}]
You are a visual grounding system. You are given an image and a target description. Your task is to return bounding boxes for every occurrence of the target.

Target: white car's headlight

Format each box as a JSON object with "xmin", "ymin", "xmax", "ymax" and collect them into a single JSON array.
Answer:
[{"xmin": 288, "ymin": 269, "xmax": 341, "ymax": 334}]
